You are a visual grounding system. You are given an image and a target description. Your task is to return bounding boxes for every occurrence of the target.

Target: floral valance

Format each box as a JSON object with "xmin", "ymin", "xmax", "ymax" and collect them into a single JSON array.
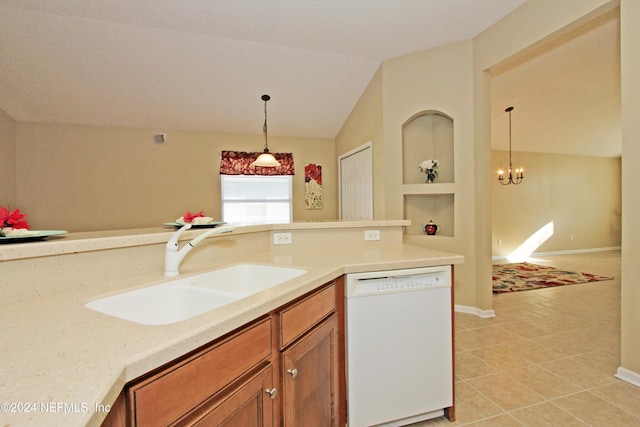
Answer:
[{"xmin": 219, "ymin": 151, "xmax": 295, "ymax": 175}]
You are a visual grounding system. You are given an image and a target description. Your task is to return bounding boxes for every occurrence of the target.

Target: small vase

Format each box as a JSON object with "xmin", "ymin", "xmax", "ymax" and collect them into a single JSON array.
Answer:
[{"xmin": 422, "ymin": 220, "xmax": 438, "ymax": 235}]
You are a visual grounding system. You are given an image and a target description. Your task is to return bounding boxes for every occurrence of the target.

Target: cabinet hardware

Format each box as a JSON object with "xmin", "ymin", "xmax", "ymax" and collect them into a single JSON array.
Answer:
[
  {"xmin": 287, "ymin": 368, "xmax": 298, "ymax": 378},
  {"xmin": 266, "ymin": 388, "xmax": 278, "ymax": 399}
]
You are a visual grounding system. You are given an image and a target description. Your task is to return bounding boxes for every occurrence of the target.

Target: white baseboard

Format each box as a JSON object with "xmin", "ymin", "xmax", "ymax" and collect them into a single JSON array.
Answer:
[
  {"xmin": 454, "ymin": 305, "xmax": 495, "ymax": 318},
  {"xmin": 492, "ymin": 246, "xmax": 621, "ymax": 262},
  {"xmin": 615, "ymin": 367, "xmax": 640, "ymax": 388},
  {"xmin": 531, "ymin": 247, "xmax": 621, "ymax": 257}
]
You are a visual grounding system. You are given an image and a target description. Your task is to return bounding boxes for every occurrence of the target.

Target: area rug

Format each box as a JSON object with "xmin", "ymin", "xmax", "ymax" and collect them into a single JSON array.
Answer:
[{"xmin": 492, "ymin": 262, "xmax": 613, "ymax": 293}]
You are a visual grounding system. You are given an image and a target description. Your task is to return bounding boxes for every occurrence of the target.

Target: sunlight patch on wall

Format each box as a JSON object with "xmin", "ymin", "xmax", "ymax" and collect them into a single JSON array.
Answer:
[{"xmin": 508, "ymin": 221, "xmax": 555, "ymax": 262}]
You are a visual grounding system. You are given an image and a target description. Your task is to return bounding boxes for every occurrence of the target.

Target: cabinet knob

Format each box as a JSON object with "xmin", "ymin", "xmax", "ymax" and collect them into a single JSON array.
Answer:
[
  {"xmin": 265, "ymin": 388, "xmax": 278, "ymax": 399},
  {"xmin": 287, "ymin": 368, "xmax": 298, "ymax": 378}
]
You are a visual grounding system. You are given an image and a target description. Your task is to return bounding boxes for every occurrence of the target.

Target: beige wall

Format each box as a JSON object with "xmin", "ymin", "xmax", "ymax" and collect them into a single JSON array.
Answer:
[
  {"xmin": 15, "ymin": 123, "xmax": 337, "ymax": 231},
  {"xmin": 475, "ymin": 0, "xmax": 615, "ymax": 71},
  {"xmin": 620, "ymin": 0, "xmax": 640, "ymax": 377},
  {"xmin": 337, "ymin": 41, "xmax": 481, "ymax": 307},
  {"xmin": 317, "ymin": 0, "xmax": 639, "ymax": 389},
  {"xmin": 474, "ymin": 0, "xmax": 618, "ymax": 313},
  {"xmin": 492, "ymin": 151, "xmax": 621, "ymax": 258},
  {"xmin": 335, "ymin": 67, "xmax": 385, "ymax": 219},
  {"xmin": 382, "ymin": 41, "xmax": 483, "ymax": 309},
  {"xmin": 6, "ymin": 0, "xmax": 638, "ymax": 381},
  {"xmin": 0, "ymin": 108, "xmax": 16, "ymax": 207},
  {"xmin": 476, "ymin": 0, "xmax": 639, "ymax": 381}
]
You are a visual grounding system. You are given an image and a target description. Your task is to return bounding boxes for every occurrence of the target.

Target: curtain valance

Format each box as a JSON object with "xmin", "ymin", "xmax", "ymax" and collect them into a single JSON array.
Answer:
[{"xmin": 219, "ymin": 151, "xmax": 295, "ymax": 175}]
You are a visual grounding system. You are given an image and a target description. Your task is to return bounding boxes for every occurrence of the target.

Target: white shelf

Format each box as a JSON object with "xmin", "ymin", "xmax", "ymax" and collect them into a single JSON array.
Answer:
[{"xmin": 402, "ymin": 183, "xmax": 456, "ymax": 195}]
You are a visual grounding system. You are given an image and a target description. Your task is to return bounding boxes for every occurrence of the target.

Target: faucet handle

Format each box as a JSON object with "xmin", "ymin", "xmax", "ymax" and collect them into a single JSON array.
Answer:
[{"xmin": 166, "ymin": 223, "xmax": 192, "ymax": 250}]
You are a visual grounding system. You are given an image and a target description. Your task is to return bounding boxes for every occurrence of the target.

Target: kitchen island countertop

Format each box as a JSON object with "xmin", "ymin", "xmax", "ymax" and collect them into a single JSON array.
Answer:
[{"xmin": 0, "ymin": 221, "xmax": 463, "ymax": 426}]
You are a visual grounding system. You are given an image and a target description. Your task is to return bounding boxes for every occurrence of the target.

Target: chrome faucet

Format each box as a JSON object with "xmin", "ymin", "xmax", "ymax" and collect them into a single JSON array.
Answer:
[{"xmin": 164, "ymin": 223, "xmax": 236, "ymax": 276}]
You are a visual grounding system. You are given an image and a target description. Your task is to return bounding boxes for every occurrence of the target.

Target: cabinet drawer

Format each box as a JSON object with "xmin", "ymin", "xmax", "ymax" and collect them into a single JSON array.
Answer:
[
  {"xmin": 278, "ymin": 282, "xmax": 336, "ymax": 349},
  {"xmin": 129, "ymin": 317, "xmax": 272, "ymax": 426}
]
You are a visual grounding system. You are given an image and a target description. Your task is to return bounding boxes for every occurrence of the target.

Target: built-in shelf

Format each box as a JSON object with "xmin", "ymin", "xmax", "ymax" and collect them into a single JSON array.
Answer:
[
  {"xmin": 403, "ymin": 194, "xmax": 454, "ymax": 237},
  {"xmin": 402, "ymin": 111, "xmax": 454, "ymax": 185},
  {"xmin": 402, "ymin": 111, "xmax": 455, "ymax": 237},
  {"xmin": 402, "ymin": 183, "xmax": 456, "ymax": 195}
]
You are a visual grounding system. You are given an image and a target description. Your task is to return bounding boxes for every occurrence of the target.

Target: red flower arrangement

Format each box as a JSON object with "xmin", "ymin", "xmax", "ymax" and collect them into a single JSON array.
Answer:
[
  {"xmin": 175, "ymin": 210, "xmax": 215, "ymax": 225},
  {"xmin": 0, "ymin": 207, "xmax": 31, "ymax": 237},
  {"xmin": 182, "ymin": 211, "xmax": 205, "ymax": 223}
]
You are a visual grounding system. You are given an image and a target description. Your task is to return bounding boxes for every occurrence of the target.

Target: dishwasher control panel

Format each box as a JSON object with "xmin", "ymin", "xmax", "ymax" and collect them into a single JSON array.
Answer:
[{"xmin": 346, "ymin": 265, "xmax": 451, "ymax": 298}]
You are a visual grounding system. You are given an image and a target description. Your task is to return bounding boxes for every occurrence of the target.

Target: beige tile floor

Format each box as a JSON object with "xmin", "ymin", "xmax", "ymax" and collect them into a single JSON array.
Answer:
[{"xmin": 415, "ymin": 250, "xmax": 640, "ymax": 426}]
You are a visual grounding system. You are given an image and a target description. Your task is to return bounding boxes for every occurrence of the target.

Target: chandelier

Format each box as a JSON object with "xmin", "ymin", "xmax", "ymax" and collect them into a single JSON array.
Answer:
[{"xmin": 498, "ymin": 106, "xmax": 524, "ymax": 185}]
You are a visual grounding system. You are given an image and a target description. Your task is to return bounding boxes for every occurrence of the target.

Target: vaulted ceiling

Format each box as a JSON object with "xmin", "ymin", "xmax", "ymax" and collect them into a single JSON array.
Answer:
[
  {"xmin": 1, "ymin": 1, "xmax": 619, "ymax": 157},
  {"xmin": 491, "ymin": 10, "xmax": 620, "ymax": 157},
  {"xmin": 0, "ymin": 0, "xmax": 526, "ymax": 139}
]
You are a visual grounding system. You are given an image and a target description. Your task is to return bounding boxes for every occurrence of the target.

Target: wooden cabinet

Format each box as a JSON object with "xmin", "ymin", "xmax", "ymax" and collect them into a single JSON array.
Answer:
[
  {"xmin": 278, "ymin": 282, "xmax": 340, "ymax": 426},
  {"xmin": 278, "ymin": 282, "xmax": 336, "ymax": 348},
  {"xmin": 106, "ymin": 279, "xmax": 345, "ymax": 427},
  {"xmin": 127, "ymin": 317, "xmax": 273, "ymax": 426},
  {"xmin": 177, "ymin": 364, "xmax": 274, "ymax": 426},
  {"xmin": 281, "ymin": 315, "xmax": 339, "ymax": 426}
]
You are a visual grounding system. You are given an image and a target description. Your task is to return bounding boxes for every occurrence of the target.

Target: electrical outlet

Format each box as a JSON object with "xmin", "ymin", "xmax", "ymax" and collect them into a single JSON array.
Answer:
[
  {"xmin": 273, "ymin": 232, "xmax": 293, "ymax": 245},
  {"xmin": 497, "ymin": 239, "xmax": 502, "ymax": 246},
  {"xmin": 364, "ymin": 229, "xmax": 380, "ymax": 241}
]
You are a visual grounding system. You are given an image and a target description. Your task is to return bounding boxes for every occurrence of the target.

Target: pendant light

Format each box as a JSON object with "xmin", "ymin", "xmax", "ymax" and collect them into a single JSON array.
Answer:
[
  {"xmin": 251, "ymin": 94, "xmax": 281, "ymax": 167},
  {"xmin": 498, "ymin": 106, "xmax": 524, "ymax": 185}
]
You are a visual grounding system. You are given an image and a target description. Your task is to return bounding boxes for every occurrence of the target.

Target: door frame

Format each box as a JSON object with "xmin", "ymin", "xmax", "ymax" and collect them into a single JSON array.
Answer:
[{"xmin": 338, "ymin": 141, "xmax": 373, "ymax": 221}]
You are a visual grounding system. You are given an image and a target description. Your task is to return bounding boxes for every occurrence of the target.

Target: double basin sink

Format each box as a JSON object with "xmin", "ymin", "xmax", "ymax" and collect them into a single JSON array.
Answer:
[{"xmin": 85, "ymin": 264, "xmax": 308, "ymax": 325}]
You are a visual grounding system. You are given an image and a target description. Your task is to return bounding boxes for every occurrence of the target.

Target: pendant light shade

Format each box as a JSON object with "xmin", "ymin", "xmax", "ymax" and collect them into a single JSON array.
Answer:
[
  {"xmin": 253, "ymin": 151, "xmax": 281, "ymax": 167},
  {"xmin": 251, "ymin": 94, "xmax": 280, "ymax": 168}
]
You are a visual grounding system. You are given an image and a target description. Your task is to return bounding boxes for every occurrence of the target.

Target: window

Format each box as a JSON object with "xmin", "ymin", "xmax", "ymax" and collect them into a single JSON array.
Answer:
[{"xmin": 221, "ymin": 175, "xmax": 292, "ymax": 225}]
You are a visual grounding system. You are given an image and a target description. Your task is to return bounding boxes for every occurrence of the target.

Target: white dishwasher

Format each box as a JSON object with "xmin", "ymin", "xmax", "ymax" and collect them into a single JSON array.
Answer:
[{"xmin": 345, "ymin": 265, "xmax": 453, "ymax": 427}]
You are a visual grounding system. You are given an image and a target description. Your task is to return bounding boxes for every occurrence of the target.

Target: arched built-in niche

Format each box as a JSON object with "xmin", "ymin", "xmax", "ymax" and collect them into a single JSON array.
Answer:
[
  {"xmin": 402, "ymin": 111, "xmax": 454, "ymax": 185},
  {"xmin": 401, "ymin": 110, "xmax": 455, "ymax": 237}
]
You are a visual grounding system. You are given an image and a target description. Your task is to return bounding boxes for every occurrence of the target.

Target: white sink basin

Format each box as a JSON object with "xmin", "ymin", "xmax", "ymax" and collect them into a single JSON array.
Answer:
[
  {"xmin": 85, "ymin": 264, "xmax": 307, "ymax": 325},
  {"xmin": 188, "ymin": 264, "xmax": 309, "ymax": 295}
]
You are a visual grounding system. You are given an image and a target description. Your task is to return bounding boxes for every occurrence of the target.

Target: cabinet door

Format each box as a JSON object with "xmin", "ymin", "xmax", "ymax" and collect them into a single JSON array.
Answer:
[
  {"xmin": 178, "ymin": 364, "xmax": 275, "ymax": 427},
  {"xmin": 281, "ymin": 315, "xmax": 339, "ymax": 427}
]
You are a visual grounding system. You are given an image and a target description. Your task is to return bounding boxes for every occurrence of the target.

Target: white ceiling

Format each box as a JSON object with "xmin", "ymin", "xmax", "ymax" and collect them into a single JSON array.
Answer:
[
  {"xmin": 0, "ymin": 1, "xmax": 620, "ymax": 157},
  {"xmin": 0, "ymin": 0, "xmax": 527, "ymax": 139}
]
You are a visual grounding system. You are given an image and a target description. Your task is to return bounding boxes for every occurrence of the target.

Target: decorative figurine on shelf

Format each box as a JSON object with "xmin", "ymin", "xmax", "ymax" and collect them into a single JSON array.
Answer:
[
  {"xmin": 418, "ymin": 159, "xmax": 439, "ymax": 183},
  {"xmin": 422, "ymin": 220, "xmax": 438, "ymax": 235}
]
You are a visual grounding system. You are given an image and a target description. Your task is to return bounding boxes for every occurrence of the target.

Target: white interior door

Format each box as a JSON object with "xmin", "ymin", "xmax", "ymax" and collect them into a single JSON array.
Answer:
[{"xmin": 339, "ymin": 143, "xmax": 373, "ymax": 220}]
